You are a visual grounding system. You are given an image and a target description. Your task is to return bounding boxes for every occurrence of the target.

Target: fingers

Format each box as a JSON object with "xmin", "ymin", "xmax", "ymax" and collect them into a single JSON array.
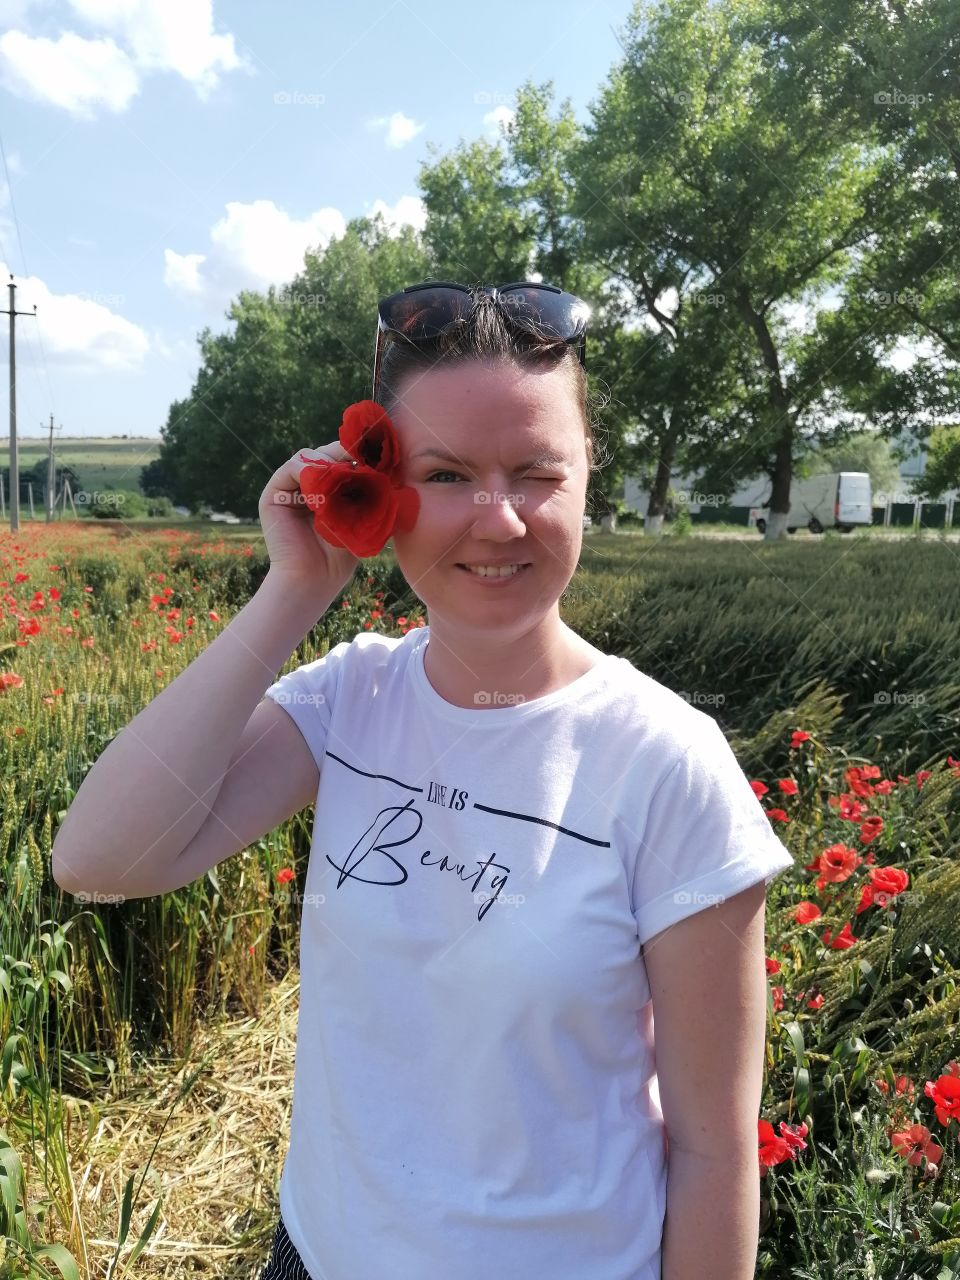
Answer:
[{"xmin": 292, "ymin": 442, "xmax": 352, "ymax": 484}]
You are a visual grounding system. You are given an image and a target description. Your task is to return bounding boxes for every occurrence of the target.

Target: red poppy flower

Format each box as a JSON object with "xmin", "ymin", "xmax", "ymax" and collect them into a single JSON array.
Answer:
[
  {"xmin": 891, "ymin": 1123, "xmax": 943, "ymax": 1169},
  {"xmin": 816, "ymin": 842, "xmax": 862, "ymax": 888},
  {"xmin": 924, "ymin": 1074, "xmax": 960, "ymax": 1127},
  {"xmin": 822, "ymin": 921, "xmax": 858, "ymax": 949},
  {"xmin": 298, "ymin": 400, "xmax": 420, "ymax": 558},
  {"xmin": 758, "ymin": 1119, "xmax": 793, "ymax": 1170},
  {"xmin": 793, "ymin": 901, "xmax": 822, "ymax": 925},
  {"xmin": 779, "ymin": 1121, "xmax": 809, "ymax": 1155},
  {"xmin": 859, "ymin": 815, "xmax": 884, "ymax": 845}
]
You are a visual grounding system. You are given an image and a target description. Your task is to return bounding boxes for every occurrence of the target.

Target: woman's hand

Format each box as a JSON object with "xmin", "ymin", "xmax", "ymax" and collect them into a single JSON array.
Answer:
[{"xmin": 259, "ymin": 442, "xmax": 360, "ymax": 596}]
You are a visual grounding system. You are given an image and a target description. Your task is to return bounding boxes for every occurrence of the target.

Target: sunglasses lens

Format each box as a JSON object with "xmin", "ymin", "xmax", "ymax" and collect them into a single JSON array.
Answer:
[
  {"xmin": 497, "ymin": 288, "xmax": 590, "ymax": 342},
  {"xmin": 381, "ymin": 286, "xmax": 473, "ymax": 340}
]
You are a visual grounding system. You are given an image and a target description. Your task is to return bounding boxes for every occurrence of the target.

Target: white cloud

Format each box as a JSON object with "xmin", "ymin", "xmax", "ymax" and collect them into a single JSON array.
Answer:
[
  {"xmin": 0, "ymin": 0, "xmax": 248, "ymax": 117},
  {"xmin": 67, "ymin": 0, "xmax": 246, "ymax": 95},
  {"xmin": 163, "ymin": 199, "xmax": 347, "ymax": 308},
  {"xmin": 163, "ymin": 248, "xmax": 206, "ymax": 296},
  {"xmin": 0, "ymin": 261, "xmax": 149, "ymax": 371},
  {"xmin": 0, "ymin": 30, "xmax": 139, "ymax": 117},
  {"xmin": 482, "ymin": 105, "xmax": 515, "ymax": 139},
  {"xmin": 365, "ymin": 194, "xmax": 427, "ymax": 236},
  {"xmin": 367, "ymin": 110, "xmax": 426, "ymax": 149}
]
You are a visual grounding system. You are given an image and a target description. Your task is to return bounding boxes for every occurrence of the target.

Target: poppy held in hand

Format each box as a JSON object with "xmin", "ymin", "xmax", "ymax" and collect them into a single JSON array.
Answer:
[{"xmin": 298, "ymin": 400, "xmax": 420, "ymax": 558}]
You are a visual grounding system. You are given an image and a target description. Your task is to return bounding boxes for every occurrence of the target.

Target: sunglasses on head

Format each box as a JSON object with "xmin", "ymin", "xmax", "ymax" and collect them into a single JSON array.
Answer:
[{"xmin": 372, "ymin": 279, "xmax": 591, "ymax": 401}]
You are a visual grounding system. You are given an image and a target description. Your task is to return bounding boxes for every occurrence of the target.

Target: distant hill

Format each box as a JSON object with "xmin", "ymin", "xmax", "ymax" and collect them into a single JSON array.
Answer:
[{"xmin": 0, "ymin": 437, "xmax": 162, "ymax": 496}]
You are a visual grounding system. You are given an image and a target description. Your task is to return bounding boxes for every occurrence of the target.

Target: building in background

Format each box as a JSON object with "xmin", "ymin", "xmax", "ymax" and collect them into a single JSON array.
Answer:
[{"xmin": 622, "ymin": 429, "xmax": 958, "ymax": 530}]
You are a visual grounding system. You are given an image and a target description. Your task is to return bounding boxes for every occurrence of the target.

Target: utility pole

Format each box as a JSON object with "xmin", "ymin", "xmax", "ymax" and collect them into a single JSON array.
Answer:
[
  {"xmin": 45, "ymin": 412, "xmax": 62, "ymax": 522},
  {"xmin": 2, "ymin": 274, "xmax": 38, "ymax": 532}
]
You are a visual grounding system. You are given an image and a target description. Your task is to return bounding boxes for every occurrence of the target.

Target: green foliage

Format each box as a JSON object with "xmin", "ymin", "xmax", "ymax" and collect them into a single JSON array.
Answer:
[
  {"xmin": 799, "ymin": 432, "xmax": 903, "ymax": 498},
  {"xmin": 154, "ymin": 216, "xmax": 431, "ymax": 517},
  {"xmin": 917, "ymin": 426, "xmax": 960, "ymax": 501},
  {"xmin": 84, "ymin": 488, "xmax": 149, "ymax": 520}
]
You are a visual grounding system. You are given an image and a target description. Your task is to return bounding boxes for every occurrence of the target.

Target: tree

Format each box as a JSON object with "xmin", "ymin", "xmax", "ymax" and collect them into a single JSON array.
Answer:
[
  {"xmin": 752, "ymin": 0, "xmax": 960, "ymax": 445},
  {"xmin": 140, "ymin": 454, "xmax": 178, "ymax": 500},
  {"xmin": 915, "ymin": 424, "xmax": 960, "ymax": 500},
  {"xmin": 799, "ymin": 429, "xmax": 902, "ymax": 497},
  {"xmin": 150, "ymin": 216, "xmax": 431, "ymax": 517},
  {"xmin": 418, "ymin": 82, "xmax": 632, "ymax": 517},
  {"xmin": 572, "ymin": 0, "xmax": 916, "ymax": 538}
]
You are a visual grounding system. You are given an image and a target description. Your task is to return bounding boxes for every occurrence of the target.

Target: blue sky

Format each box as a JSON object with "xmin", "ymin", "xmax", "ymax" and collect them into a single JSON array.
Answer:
[{"xmin": 0, "ymin": 0, "xmax": 636, "ymax": 443}]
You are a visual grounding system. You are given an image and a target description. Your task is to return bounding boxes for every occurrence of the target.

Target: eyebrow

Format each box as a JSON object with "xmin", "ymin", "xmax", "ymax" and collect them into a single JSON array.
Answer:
[{"xmin": 409, "ymin": 447, "xmax": 570, "ymax": 469}]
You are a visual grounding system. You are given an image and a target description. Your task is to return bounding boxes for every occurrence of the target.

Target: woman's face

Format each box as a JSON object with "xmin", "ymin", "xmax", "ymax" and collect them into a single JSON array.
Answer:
[{"xmin": 389, "ymin": 358, "xmax": 590, "ymax": 632}]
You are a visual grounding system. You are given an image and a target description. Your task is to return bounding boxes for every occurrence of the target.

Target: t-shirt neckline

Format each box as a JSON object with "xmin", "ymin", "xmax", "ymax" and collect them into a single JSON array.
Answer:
[{"xmin": 410, "ymin": 625, "xmax": 617, "ymax": 723}]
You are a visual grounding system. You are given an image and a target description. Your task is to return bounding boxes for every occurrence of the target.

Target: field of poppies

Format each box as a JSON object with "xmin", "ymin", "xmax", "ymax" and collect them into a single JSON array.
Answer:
[{"xmin": 2, "ymin": 521, "xmax": 959, "ymax": 1278}]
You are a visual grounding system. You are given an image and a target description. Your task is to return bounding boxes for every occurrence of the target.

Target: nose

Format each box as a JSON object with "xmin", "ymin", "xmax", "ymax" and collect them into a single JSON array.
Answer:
[{"xmin": 470, "ymin": 484, "xmax": 528, "ymax": 537}]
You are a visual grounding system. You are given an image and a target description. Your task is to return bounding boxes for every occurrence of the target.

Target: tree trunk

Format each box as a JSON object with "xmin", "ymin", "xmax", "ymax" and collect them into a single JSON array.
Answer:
[
  {"xmin": 733, "ymin": 289, "xmax": 794, "ymax": 543},
  {"xmin": 645, "ymin": 410, "xmax": 680, "ymax": 537},
  {"xmin": 766, "ymin": 429, "xmax": 794, "ymax": 543}
]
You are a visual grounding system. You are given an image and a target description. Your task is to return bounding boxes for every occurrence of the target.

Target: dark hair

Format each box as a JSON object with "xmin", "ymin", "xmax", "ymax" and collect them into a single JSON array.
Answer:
[{"xmin": 377, "ymin": 289, "xmax": 609, "ymax": 475}]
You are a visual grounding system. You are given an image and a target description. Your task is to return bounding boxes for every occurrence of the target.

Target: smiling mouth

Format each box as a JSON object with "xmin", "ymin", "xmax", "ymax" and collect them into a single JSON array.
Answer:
[{"xmin": 456, "ymin": 563, "xmax": 532, "ymax": 578}]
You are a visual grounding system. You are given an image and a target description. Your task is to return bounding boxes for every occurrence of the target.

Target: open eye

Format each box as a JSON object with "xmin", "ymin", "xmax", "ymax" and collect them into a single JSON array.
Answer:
[{"xmin": 425, "ymin": 470, "xmax": 462, "ymax": 483}]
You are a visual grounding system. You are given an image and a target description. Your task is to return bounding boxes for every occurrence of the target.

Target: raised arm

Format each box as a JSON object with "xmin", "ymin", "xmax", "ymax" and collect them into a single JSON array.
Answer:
[{"xmin": 51, "ymin": 440, "xmax": 359, "ymax": 899}]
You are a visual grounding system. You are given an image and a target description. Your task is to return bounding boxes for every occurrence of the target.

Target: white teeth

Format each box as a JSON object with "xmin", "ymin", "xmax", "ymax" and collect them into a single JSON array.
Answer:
[{"xmin": 464, "ymin": 563, "xmax": 525, "ymax": 577}]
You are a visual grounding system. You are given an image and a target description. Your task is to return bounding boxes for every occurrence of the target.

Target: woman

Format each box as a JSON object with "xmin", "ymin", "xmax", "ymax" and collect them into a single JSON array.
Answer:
[
  {"xmin": 255, "ymin": 282, "xmax": 795, "ymax": 1279},
  {"xmin": 50, "ymin": 280, "xmax": 794, "ymax": 1279}
]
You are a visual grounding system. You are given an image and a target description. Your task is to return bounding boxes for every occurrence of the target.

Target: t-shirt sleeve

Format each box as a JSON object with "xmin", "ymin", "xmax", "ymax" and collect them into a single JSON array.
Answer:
[
  {"xmin": 262, "ymin": 637, "xmax": 353, "ymax": 772},
  {"xmin": 632, "ymin": 717, "xmax": 796, "ymax": 948}
]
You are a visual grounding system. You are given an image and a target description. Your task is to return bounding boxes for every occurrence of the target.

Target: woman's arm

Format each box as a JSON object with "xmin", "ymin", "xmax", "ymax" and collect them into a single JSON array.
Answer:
[
  {"xmin": 51, "ymin": 569, "xmax": 339, "ymax": 897},
  {"xmin": 641, "ymin": 880, "xmax": 769, "ymax": 1279}
]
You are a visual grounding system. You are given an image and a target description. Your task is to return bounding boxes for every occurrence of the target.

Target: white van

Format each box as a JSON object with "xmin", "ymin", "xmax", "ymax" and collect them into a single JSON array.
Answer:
[{"xmin": 754, "ymin": 472, "xmax": 873, "ymax": 535}]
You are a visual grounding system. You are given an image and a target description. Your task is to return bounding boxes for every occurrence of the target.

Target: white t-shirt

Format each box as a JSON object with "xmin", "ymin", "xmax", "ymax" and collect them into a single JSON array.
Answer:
[{"xmin": 263, "ymin": 624, "xmax": 794, "ymax": 1280}]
